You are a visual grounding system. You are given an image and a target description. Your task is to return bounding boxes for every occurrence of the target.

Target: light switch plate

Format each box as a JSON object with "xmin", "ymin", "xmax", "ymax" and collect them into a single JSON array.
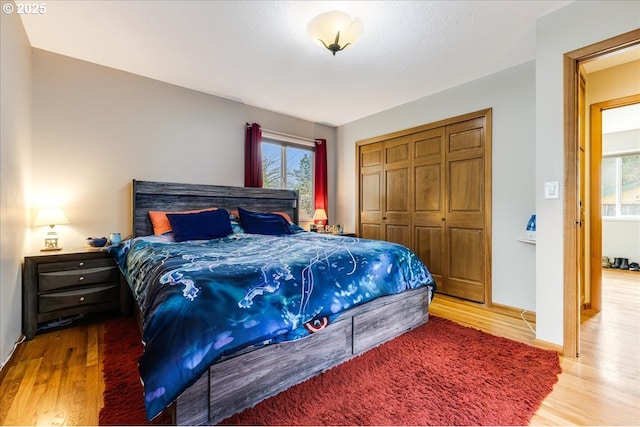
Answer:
[{"xmin": 544, "ymin": 181, "xmax": 559, "ymax": 199}]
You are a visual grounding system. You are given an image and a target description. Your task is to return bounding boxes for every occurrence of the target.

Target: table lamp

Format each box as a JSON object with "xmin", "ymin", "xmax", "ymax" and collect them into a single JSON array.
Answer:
[
  {"xmin": 33, "ymin": 208, "xmax": 69, "ymax": 251},
  {"xmin": 313, "ymin": 208, "xmax": 328, "ymax": 226}
]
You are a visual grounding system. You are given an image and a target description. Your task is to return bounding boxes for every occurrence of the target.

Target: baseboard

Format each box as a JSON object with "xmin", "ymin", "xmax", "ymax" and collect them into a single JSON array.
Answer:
[
  {"xmin": 489, "ymin": 304, "xmax": 564, "ymax": 355},
  {"xmin": 534, "ymin": 338, "xmax": 564, "ymax": 355},
  {"xmin": 0, "ymin": 334, "xmax": 26, "ymax": 383},
  {"xmin": 491, "ymin": 302, "xmax": 536, "ymax": 324}
]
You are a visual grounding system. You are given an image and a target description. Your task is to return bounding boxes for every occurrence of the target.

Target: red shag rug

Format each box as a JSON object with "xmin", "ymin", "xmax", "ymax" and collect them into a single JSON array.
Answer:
[
  {"xmin": 99, "ymin": 317, "xmax": 172, "ymax": 426},
  {"xmin": 100, "ymin": 315, "xmax": 561, "ymax": 426}
]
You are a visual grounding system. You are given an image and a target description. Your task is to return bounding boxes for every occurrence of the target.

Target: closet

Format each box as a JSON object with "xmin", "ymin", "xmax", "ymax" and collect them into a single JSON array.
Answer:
[{"xmin": 357, "ymin": 109, "xmax": 492, "ymax": 304}]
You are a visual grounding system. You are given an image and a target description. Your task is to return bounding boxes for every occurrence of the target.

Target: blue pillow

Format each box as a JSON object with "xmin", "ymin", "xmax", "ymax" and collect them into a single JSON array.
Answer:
[
  {"xmin": 291, "ymin": 223, "xmax": 305, "ymax": 233},
  {"xmin": 238, "ymin": 207, "xmax": 294, "ymax": 236},
  {"xmin": 167, "ymin": 209, "xmax": 232, "ymax": 242}
]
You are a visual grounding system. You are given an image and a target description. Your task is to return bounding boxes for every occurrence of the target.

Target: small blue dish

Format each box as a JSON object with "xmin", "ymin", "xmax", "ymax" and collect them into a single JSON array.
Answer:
[{"xmin": 87, "ymin": 237, "xmax": 108, "ymax": 247}]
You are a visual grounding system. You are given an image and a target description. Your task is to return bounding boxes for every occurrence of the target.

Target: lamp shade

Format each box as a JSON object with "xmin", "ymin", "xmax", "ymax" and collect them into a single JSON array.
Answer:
[
  {"xmin": 307, "ymin": 10, "xmax": 363, "ymax": 55},
  {"xmin": 33, "ymin": 208, "xmax": 69, "ymax": 227},
  {"xmin": 313, "ymin": 208, "xmax": 328, "ymax": 221}
]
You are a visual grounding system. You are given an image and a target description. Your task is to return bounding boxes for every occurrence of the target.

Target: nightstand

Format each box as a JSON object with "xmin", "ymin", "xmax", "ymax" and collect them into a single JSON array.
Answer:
[{"xmin": 22, "ymin": 248, "xmax": 131, "ymax": 340}]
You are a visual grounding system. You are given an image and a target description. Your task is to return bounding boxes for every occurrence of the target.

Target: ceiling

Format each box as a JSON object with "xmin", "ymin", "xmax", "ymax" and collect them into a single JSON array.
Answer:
[{"xmin": 18, "ymin": 0, "xmax": 582, "ymax": 127}]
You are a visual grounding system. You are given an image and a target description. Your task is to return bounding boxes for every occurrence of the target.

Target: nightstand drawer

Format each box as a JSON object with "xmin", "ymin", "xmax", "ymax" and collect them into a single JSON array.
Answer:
[
  {"xmin": 39, "ymin": 284, "xmax": 120, "ymax": 313},
  {"xmin": 39, "ymin": 265, "xmax": 120, "ymax": 292},
  {"xmin": 38, "ymin": 257, "xmax": 114, "ymax": 273}
]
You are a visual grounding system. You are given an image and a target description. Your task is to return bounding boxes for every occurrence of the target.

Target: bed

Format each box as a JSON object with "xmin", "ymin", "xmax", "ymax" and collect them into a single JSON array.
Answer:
[{"xmin": 110, "ymin": 179, "xmax": 436, "ymax": 425}]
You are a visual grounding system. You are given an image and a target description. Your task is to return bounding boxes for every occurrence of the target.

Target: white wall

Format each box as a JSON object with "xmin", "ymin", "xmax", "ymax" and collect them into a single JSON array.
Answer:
[
  {"xmin": 602, "ymin": 128, "xmax": 640, "ymax": 264},
  {"xmin": 337, "ymin": 61, "xmax": 537, "ymax": 311},
  {"xmin": 603, "ymin": 220, "xmax": 640, "ymax": 262},
  {"xmin": 0, "ymin": 4, "xmax": 32, "ymax": 367},
  {"xmin": 603, "ymin": 129, "xmax": 640, "ymax": 153},
  {"xmin": 30, "ymin": 49, "xmax": 335, "ymax": 252},
  {"xmin": 534, "ymin": 1, "xmax": 640, "ymax": 346}
]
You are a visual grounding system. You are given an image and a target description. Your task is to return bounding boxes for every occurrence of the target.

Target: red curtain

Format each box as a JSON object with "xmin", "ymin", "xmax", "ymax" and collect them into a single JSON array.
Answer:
[
  {"xmin": 244, "ymin": 123, "xmax": 263, "ymax": 187},
  {"xmin": 314, "ymin": 139, "xmax": 328, "ymax": 213}
]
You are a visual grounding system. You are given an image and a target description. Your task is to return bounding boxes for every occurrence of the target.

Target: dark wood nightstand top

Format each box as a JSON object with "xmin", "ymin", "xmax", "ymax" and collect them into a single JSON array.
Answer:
[{"xmin": 24, "ymin": 246, "xmax": 110, "ymax": 260}]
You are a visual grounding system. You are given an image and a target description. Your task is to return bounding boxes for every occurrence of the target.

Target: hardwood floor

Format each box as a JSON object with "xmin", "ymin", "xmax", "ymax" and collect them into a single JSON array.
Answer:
[
  {"xmin": 431, "ymin": 268, "xmax": 640, "ymax": 426},
  {"xmin": 0, "ymin": 319, "xmax": 106, "ymax": 425},
  {"xmin": 0, "ymin": 269, "xmax": 638, "ymax": 425}
]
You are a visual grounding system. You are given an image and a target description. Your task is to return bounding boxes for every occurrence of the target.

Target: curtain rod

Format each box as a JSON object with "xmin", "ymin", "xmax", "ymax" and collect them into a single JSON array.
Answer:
[{"xmin": 262, "ymin": 128, "xmax": 317, "ymax": 145}]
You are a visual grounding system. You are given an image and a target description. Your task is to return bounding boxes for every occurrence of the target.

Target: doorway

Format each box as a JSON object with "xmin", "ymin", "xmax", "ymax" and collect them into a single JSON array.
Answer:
[
  {"xmin": 564, "ymin": 29, "xmax": 640, "ymax": 358},
  {"xmin": 589, "ymin": 97, "xmax": 640, "ymax": 311}
]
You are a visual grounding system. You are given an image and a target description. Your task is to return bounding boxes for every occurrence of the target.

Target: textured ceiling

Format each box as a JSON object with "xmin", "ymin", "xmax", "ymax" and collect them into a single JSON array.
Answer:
[{"xmin": 19, "ymin": 1, "xmax": 576, "ymax": 126}]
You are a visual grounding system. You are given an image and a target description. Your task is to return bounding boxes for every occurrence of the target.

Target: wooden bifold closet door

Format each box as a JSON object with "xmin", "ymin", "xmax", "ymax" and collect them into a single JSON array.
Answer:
[
  {"xmin": 357, "ymin": 109, "xmax": 492, "ymax": 304},
  {"xmin": 359, "ymin": 136, "xmax": 412, "ymax": 249}
]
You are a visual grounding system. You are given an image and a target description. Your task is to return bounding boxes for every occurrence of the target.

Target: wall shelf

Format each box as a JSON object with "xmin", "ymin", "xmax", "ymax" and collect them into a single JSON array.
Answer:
[{"xmin": 517, "ymin": 238, "xmax": 537, "ymax": 245}]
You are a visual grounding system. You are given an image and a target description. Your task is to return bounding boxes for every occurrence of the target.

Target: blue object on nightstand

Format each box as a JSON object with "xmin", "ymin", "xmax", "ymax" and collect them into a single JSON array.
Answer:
[{"xmin": 87, "ymin": 237, "xmax": 108, "ymax": 247}]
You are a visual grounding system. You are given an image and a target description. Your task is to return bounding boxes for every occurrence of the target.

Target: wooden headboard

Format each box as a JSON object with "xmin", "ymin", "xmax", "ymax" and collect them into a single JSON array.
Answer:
[{"xmin": 132, "ymin": 180, "xmax": 299, "ymax": 237}]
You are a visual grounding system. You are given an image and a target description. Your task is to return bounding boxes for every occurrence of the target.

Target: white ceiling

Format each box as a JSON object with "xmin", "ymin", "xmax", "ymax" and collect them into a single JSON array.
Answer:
[{"xmin": 18, "ymin": 0, "xmax": 578, "ymax": 127}]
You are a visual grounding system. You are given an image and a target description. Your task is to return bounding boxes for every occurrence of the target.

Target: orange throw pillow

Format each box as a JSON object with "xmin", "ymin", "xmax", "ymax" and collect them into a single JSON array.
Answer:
[{"xmin": 272, "ymin": 211, "xmax": 293, "ymax": 223}]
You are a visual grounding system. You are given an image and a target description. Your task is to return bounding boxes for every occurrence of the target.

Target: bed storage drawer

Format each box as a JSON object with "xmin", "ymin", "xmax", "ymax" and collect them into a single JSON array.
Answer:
[
  {"xmin": 176, "ymin": 317, "xmax": 353, "ymax": 426},
  {"xmin": 352, "ymin": 286, "xmax": 429, "ymax": 355}
]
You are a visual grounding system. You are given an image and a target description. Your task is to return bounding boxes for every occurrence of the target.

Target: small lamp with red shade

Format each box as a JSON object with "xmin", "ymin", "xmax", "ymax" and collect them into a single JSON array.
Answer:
[{"xmin": 312, "ymin": 208, "xmax": 328, "ymax": 232}]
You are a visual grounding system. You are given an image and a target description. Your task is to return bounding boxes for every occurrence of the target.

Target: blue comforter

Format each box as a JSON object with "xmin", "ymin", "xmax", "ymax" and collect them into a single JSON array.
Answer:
[{"xmin": 108, "ymin": 232, "xmax": 435, "ymax": 419}]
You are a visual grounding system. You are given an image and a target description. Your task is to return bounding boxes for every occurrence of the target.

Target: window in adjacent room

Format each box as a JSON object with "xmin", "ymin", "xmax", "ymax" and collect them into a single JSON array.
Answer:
[
  {"xmin": 602, "ymin": 152, "xmax": 640, "ymax": 217},
  {"xmin": 262, "ymin": 136, "xmax": 314, "ymax": 220},
  {"xmin": 601, "ymin": 103, "xmax": 640, "ymax": 218}
]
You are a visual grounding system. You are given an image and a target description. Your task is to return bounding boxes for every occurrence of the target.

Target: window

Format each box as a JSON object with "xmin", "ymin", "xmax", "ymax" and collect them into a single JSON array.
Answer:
[
  {"xmin": 602, "ymin": 152, "xmax": 640, "ymax": 217},
  {"xmin": 262, "ymin": 138, "xmax": 314, "ymax": 219}
]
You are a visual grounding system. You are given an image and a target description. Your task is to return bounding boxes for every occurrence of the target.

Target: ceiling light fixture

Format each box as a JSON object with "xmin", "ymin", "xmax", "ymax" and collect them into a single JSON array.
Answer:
[{"xmin": 307, "ymin": 10, "xmax": 363, "ymax": 56}]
